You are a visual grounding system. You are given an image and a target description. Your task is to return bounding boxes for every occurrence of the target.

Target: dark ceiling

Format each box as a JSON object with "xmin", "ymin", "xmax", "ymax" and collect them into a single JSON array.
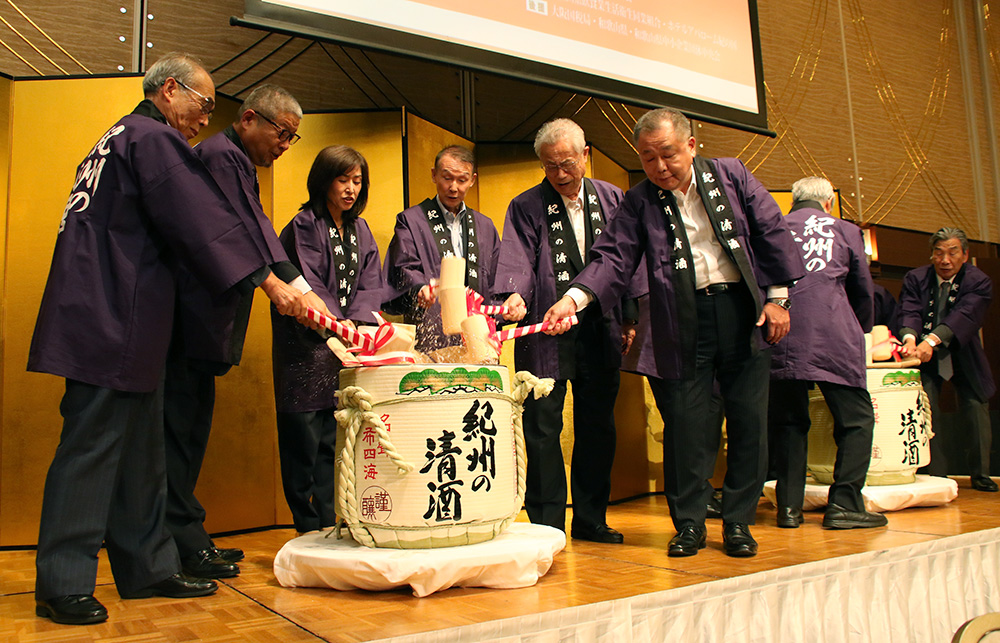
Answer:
[
  {"xmin": 0, "ymin": 0, "xmax": 668, "ymax": 170},
  {"xmin": 204, "ymin": 19, "xmax": 650, "ymax": 170}
]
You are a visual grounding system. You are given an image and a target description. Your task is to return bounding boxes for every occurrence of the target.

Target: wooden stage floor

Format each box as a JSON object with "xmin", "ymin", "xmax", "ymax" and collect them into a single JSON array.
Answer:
[{"xmin": 3, "ymin": 477, "xmax": 999, "ymax": 642}]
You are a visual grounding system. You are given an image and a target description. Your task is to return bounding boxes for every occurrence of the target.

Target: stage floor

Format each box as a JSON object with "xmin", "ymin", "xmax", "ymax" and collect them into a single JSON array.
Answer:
[{"xmin": 3, "ymin": 477, "xmax": 999, "ymax": 642}]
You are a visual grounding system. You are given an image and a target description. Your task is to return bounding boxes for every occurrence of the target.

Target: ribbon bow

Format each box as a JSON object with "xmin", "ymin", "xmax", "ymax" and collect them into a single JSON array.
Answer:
[
  {"xmin": 462, "ymin": 288, "xmax": 578, "ymax": 355},
  {"xmin": 306, "ymin": 308, "xmax": 415, "ymax": 366},
  {"xmin": 867, "ymin": 330, "xmax": 903, "ymax": 362}
]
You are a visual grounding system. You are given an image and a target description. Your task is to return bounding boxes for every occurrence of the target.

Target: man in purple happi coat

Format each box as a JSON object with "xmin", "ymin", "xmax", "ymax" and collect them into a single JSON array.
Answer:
[
  {"xmin": 545, "ymin": 108, "xmax": 804, "ymax": 557},
  {"xmin": 769, "ymin": 177, "xmax": 887, "ymax": 530},
  {"xmin": 383, "ymin": 145, "xmax": 508, "ymax": 352},
  {"xmin": 493, "ymin": 118, "xmax": 638, "ymax": 544},
  {"xmin": 165, "ymin": 85, "xmax": 332, "ymax": 580},
  {"xmin": 899, "ymin": 227, "xmax": 997, "ymax": 492},
  {"xmin": 27, "ymin": 54, "xmax": 313, "ymax": 626}
]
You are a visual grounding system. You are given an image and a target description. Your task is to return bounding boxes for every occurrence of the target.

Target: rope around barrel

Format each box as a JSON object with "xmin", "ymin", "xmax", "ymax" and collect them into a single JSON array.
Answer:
[{"xmin": 333, "ymin": 371, "xmax": 553, "ymax": 548}]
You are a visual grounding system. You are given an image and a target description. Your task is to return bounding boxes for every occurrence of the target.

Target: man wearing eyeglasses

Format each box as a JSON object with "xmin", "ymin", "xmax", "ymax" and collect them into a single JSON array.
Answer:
[
  {"xmin": 161, "ymin": 84, "xmax": 330, "ymax": 581},
  {"xmin": 542, "ymin": 108, "xmax": 804, "ymax": 558},
  {"xmin": 28, "ymin": 53, "xmax": 318, "ymax": 626},
  {"xmin": 492, "ymin": 118, "xmax": 641, "ymax": 543}
]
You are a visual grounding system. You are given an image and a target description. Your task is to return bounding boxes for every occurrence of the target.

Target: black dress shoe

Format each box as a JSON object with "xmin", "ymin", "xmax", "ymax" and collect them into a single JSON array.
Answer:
[
  {"xmin": 183, "ymin": 548, "xmax": 240, "ymax": 579},
  {"xmin": 722, "ymin": 522, "xmax": 758, "ymax": 557},
  {"xmin": 822, "ymin": 503, "xmax": 888, "ymax": 529},
  {"xmin": 212, "ymin": 546, "xmax": 245, "ymax": 563},
  {"xmin": 35, "ymin": 594, "xmax": 108, "ymax": 625},
  {"xmin": 776, "ymin": 506, "xmax": 804, "ymax": 529},
  {"xmin": 668, "ymin": 525, "xmax": 707, "ymax": 557},
  {"xmin": 971, "ymin": 476, "xmax": 999, "ymax": 492},
  {"xmin": 570, "ymin": 524, "xmax": 624, "ymax": 544},
  {"xmin": 120, "ymin": 573, "xmax": 218, "ymax": 599},
  {"xmin": 706, "ymin": 490, "xmax": 723, "ymax": 520}
]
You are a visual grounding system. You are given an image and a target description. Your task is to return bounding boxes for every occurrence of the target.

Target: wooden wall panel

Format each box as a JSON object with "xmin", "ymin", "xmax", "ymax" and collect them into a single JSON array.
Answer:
[{"xmin": 0, "ymin": 2, "xmax": 132, "ymax": 75}]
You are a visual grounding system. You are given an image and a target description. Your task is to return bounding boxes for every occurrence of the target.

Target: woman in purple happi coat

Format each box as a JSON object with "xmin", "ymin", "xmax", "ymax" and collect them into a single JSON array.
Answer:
[{"xmin": 271, "ymin": 145, "xmax": 385, "ymax": 533}]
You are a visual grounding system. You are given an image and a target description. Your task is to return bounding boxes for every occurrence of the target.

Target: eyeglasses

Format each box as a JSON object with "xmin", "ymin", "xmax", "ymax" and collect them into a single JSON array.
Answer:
[
  {"xmin": 542, "ymin": 158, "xmax": 580, "ymax": 173},
  {"xmin": 255, "ymin": 111, "xmax": 302, "ymax": 146},
  {"xmin": 174, "ymin": 79, "xmax": 215, "ymax": 117}
]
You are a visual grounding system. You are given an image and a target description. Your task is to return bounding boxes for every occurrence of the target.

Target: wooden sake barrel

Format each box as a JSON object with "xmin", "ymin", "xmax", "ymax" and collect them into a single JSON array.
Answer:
[
  {"xmin": 333, "ymin": 364, "xmax": 545, "ymax": 548},
  {"xmin": 807, "ymin": 363, "xmax": 931, "ymax": 486}
]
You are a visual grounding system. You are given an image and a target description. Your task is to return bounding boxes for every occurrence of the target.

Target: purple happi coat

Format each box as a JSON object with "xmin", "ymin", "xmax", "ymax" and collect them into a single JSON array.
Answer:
[
  {"xmin": 28, "ymin": 110, "xmax": 271, "ymax": 392},
  {"xmin": 769, "ymin": 205, "xmax": 874, "ymax": 388},
  {"xmin": 382, "ymin": 202, "xmax": 501, "ymax": 351},
  {"xmin": 271, "ymin": 209, "xmax": 384, "ymax": 412},
  {"xmin": 493, "ymin": 178, "xmax": 630, "ymax": 379},
  {"xmin": 173, "ymin": 127, "xmax": 292, "ymax": 365},
  {"xmin": 899, "ymin": 263, "xmax": 996, "ymax": 401},
  {"xmin": 572, "ymin": 158, "xmax": 805, "ymax": 380}
]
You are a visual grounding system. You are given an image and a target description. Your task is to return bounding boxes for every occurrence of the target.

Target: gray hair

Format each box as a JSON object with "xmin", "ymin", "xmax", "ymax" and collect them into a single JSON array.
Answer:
[
  {"xmin": 632, "ymin": 107, "xmax": 692, "ymax": 144},
  {"xmin": 240, "ymin": 84, "xmax": 302, "ymax": 120},
  {"xmin": 791, "ymin": 176, "xmax": 835, "ymax": 203},
  {"xmin": 142, "ymin": 52, "xmax": 207, "ymax": 96},
  {"xmin": 435, "ymin": 144, "xmax": 476, "ymax": 171},
  {"xmin": 533, "ymin": 118, "xmax": 586, "ymax": 157},
  {"xmin": 930, "ymin": 227, "xmax": 969, "ymax": 252}
]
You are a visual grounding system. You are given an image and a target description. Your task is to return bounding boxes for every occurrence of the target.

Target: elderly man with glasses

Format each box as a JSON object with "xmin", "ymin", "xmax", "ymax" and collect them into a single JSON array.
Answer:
[
  {"xmin": 28, "ymin": 53, "xmax": 317, "ymax": 625},
  {"xmin": 493, "ymin": 118, "xmax": 642, "ymax": 543},
  {"xmin": 162, "ymin": 84, "xmax": 331, "ymax": 581}
]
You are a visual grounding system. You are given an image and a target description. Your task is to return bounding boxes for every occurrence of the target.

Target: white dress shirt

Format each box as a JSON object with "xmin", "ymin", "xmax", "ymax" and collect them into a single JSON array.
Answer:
[
  {"xmin": 437, "ymin": 195, "xmax": 467, "ymax": 258},
  {"xmin": 566, "ymin": 170, "xmax": 786, "ymax": 311},
  {"xmin": 561, "ymin": 184, "xmax": 588, "ymax": 260},
  {"xmin": 672, "ymin": 171, "xmax": 741, "ymax": 289}
]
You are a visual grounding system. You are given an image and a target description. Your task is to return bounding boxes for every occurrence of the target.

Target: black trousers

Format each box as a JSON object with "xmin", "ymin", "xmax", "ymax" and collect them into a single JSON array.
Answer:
[
  {"xmin": 522, "ymin": 358, "xmax": 620, "ymax": 532},
  {"xmin": 770, "ymin": 379, "xmax": 875, "ymax": 512},
  {"xmin": 276, "ymin": 409, "xmax": 339, "ymax": 533},
  {"xmin": 163, "ymin": 355, "xmax": 217, "ymax": 557},
  {"xmin": 921, "ymin": 371, "xmax": 992, "ymax": 477},
  {"xmin": 647, "ymin": 288, "xmax": 769, "ymax": 530},
  {"xmin": 36, "ymin": 379, "xmax": 179, "ymax": 600}
]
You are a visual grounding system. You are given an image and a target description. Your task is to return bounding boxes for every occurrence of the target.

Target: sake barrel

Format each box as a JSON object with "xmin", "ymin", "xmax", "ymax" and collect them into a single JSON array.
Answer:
[
  {"xmin": 334, "ymin": 364, "xmax": 530, "ymax": 548},
  {"xmin": 807, "ymin": 365, "xmax": 931, "ymax": 486}
]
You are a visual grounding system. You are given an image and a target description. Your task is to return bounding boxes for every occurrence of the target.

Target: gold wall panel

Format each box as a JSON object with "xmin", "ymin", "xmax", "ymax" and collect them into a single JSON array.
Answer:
[
  {"xmin": 1, "ymin": 77, "xmax": 144, "ymax": 545},
  {"xmin": 272, "ymin": 110, "xmax": 405, "ymax": 253},
  {"xmin": 404, "ymin": 112, "xmax": 477, "ymax": 211}
]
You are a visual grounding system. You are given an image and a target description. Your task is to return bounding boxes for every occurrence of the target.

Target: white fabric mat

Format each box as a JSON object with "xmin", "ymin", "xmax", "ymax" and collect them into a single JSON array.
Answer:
[
  {"xmin": 273, "ymin": 522, "xmax": 565, "ymax": 597},
  {"xmin": 763, "ymin": 474, "xmax": 958, "ymax": 512}
]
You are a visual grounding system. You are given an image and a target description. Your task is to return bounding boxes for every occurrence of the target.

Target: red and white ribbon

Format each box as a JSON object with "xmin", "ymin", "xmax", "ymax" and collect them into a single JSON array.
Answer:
[
  {"xmin": 867, "ymin": 336, "xmax": 903, "ymax": 362},
  {"xmin": 497, "ymin": 315, "xmax": 579, "ymax": 342},
  {"xmin": 308, "ymin": 308, "xmax": 415, "ymax": 366},
  {"xmin": 306, "ymin": 307, "xmax": 370, "ymax": 351},
  {"xmin": 466, "ymin": 288, "xmax": 509, "ymax": 316}
]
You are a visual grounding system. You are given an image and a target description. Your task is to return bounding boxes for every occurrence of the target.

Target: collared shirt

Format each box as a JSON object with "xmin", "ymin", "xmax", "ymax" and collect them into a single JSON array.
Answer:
[
  {"xmin": 437, "ymin": 195, "xmax": 467, "ymax": 258},
  {"xmin": 673, "ymin": 171, "xmax": 741, "ymax": 290},
  {"xmin": 560, "ymin": 184, "xmax": 587, "ymax": 258},
  {"xmin": 566, "ymin": 169, "xmax": 786, "ymax": 312}
]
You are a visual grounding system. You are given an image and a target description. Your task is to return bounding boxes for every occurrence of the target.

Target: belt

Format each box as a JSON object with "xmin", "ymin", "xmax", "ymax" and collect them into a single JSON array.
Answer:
[{"xmin": 695, "ymin": 282, "xmax": 737, "ymax": 296}]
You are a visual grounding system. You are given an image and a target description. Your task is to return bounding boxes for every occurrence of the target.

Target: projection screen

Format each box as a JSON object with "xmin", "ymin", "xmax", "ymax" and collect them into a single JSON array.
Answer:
[{"xmin": 238, "ymin": 0, "xmax": 771, "ymax": 135}]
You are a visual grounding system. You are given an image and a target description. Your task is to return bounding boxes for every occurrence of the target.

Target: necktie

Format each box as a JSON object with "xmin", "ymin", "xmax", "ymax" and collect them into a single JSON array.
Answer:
[{"xmin": 936, "ymin": 281, "xmax": 953, "ymax": 380}]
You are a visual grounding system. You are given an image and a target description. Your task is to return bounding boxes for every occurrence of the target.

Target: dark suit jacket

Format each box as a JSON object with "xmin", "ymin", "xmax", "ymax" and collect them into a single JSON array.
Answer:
[{"xmin": 899, "ymin": 263, "xmax": 995, "ymax": 401}]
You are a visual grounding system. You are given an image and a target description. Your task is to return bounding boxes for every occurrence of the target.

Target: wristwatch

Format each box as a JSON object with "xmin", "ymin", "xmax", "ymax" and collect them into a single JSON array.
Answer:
[{"xmin": 767, "ymin": 297, "xmax": 791, "ymax": 310}]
